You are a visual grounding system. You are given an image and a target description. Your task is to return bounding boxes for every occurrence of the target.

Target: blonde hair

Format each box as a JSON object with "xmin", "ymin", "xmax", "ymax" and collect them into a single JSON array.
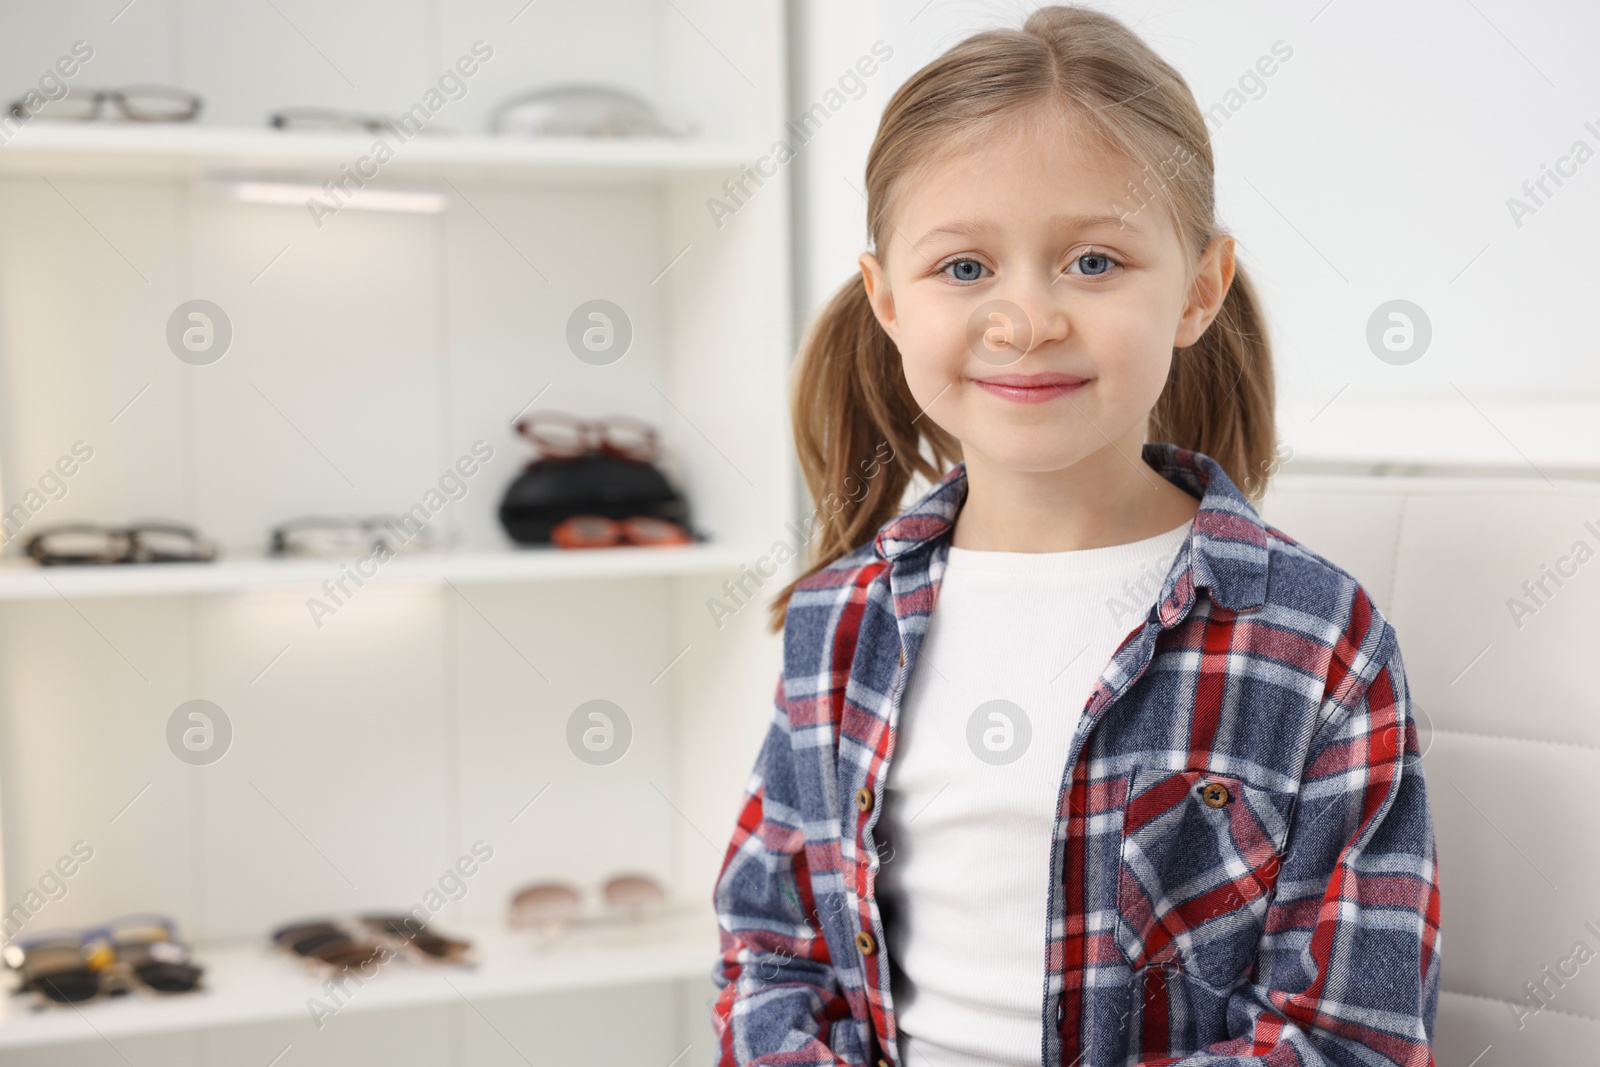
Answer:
[{"xmin": 771, "ymin": 5, "xmax": 1275, "ymax": 632}]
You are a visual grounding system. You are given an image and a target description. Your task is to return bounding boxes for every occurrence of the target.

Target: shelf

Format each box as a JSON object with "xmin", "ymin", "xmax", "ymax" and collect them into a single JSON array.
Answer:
[
  {"xmin": 0, "ymin": 542, "xmax": 753, "ymax": 601},
  {"xmin": 0, "ymin": 906, "xmax": 719, "ymax": 1049},
  {"xmin": 0, "ymin": 123, "xmax": 759, "ymax": 184}
]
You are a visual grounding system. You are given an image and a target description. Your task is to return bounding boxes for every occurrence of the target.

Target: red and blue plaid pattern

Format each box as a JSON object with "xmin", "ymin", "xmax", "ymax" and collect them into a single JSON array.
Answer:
[{"xmin": 711, "ymin": 443, "xmax": 1441, "ymax": 1066}]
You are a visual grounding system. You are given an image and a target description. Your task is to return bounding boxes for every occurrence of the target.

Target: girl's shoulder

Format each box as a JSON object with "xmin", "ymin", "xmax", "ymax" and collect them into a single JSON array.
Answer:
[
  {"xmin": 1259, "ymin": 518, "xmax": 1384, "ymax": 616},
  {"xmin": 1255, "ymin": 518, "xmax": 1404, "ymax": 693}
]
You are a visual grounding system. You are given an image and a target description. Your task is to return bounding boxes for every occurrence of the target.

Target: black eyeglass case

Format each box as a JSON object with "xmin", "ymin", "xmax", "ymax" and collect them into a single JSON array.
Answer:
[{"xmin": 497, "ymin": 454, "xmax": 691, "ymax": 545}]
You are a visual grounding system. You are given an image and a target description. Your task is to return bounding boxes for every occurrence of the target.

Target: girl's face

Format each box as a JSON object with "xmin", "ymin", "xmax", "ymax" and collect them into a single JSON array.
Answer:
[{"xmin": 858, "ymin": 107, "xmax": 1234, "ymax": 475}]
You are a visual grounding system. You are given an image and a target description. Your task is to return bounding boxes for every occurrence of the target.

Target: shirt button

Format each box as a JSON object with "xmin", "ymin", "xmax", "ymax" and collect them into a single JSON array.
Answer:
[
  {"xmin": 1200, "ymin": 782, "xmax": 1230, "ymax": 808},
  {"xmin": 898, "ymin": 646, "xmax": 905, "ymax": 667},
  {"xmin": 856, "ymin": 930, "xmax": 877, "ymax": 955},
  {"xmin": 1056, "ymin": 998, "xmax": 1064, "ymax": 1024},
  {"xmin": 856, "ymin": 787, "xmax": 873, "ymax": 812},
  {"xmin": 878, "ymin": 1059, "xmax": 891, "ymax": 1067}
]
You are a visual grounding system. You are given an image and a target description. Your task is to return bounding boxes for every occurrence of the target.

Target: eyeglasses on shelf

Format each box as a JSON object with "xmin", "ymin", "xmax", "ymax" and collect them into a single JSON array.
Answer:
[
  {"xmin": 8, "ymin": 85, "xmax": 201, "ymax": 123},
  {"xmin": 269, "ymin": 515, "xmax": 438, "ymax": 559},
  {"xmin": 266, "ymin": 107, "xmax": 455, "ymax": 135},
  {"xmin": 515, "ymin": 412, "xmax": 661, "ymax": 463},
  {"xmin": 550, "ymin": 514, "xmax": 691, "ymax": 549},
  {"xmin": 24, "ymin": 522, "xmax": 216, "ymax": 566}
]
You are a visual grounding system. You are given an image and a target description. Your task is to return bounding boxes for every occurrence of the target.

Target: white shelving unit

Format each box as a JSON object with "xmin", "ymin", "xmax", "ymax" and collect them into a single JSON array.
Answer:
[
  {"xmin": 0, "ymin": 4, "xmax": 788, "ymax": 1065},
  {"xmin": 0, "ymin": 906, "xmax": 719, "ymax": 1050}
]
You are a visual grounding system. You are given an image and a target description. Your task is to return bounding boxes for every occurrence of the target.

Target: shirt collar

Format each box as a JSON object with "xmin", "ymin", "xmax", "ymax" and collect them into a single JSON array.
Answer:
[{"xmin": 870, "ymin": 442, "xmax": 1270, "ymax": 613}]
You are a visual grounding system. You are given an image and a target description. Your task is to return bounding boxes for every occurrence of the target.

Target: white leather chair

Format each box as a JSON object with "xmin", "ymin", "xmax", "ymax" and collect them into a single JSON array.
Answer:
[{"xmin": 1259, "ymin": 472, "xmax": 1600, "ymax": 1066}]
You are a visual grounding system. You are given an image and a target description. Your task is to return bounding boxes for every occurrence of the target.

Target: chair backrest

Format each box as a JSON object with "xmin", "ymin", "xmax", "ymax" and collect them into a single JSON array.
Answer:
[{"xmin": 1259, "ymin": 473, "xmax": 1600, "ymax": 1066}]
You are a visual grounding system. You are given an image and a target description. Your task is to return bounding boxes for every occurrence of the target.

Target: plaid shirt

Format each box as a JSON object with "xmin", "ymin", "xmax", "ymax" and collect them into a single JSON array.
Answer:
[{"xmin": 711, "ymin": 443, "xmax": 1442, "ymax": 1067}]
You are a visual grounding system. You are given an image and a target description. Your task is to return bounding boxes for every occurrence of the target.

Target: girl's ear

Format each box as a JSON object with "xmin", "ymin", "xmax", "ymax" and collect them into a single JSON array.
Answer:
[
  {"xmin": 858, "ymin": 252, "xmax": 899, "ymax": 344},
  {"xmin": 1174, "ymin": 236, "xmax": 1236, "ymax": 349}
]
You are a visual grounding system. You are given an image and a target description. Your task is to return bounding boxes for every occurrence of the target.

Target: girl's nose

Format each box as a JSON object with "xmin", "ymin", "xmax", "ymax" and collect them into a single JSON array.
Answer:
[
  {"xmin": 980, "ymin": 278, "xmax": 1070, "ymax": 362},
  {"xmin": 966, "ymin": 298, "xmax": 1036, "ymax": 366},
  {"xmin": 1027, "ymin": 294, "xmax": 1071, "ymax": 352}
]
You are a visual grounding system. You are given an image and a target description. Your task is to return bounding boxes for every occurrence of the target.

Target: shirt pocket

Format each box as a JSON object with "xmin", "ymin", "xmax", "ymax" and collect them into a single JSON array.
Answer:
[{"xmin": 1113, "ymin": 766, "xmax": 1296, "ymax": 992}]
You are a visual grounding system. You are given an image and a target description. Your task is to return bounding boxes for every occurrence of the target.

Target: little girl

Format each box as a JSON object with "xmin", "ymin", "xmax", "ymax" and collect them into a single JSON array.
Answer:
[{"xmin": 711, "ymin": 8, "xmax": 1440, "ymax": 1067}]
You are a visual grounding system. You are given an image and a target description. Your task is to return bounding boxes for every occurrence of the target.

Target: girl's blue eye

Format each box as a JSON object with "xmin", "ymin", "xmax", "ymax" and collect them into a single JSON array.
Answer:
[
  {"xmin": 1073, "ymin": 251, "xmax": 1116, "ymax": 276},
  {"xmin": 942, "ymin": 258, "xmax": 986, "ymax": 283}
]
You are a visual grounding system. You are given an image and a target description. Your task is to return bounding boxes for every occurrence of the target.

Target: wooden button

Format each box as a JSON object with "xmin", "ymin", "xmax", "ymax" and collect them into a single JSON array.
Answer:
[
  {"xmin": 878, "ymin": 1059, "xmax": 892, "ymax": 1067},
  {"xmin": 898, "ymin": 646, "xmax": 905, "ymax": 667},
  {"xmin": 856, "ymin": 930, "xmax": 876, "ymax": 954},
  {"xmin": 1200, "ymin": 781, "xmax": 1230, "ymax": 808},
  {"xmin": 856, "ymin": 787, "xmax": 873, "ymax": 812}
]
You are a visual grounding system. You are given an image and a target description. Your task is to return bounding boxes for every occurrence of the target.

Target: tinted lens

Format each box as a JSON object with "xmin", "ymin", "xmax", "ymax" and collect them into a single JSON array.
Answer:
[
  {"xmin": 411, "ymin": 931, "xmax": 471, "ymax": 959},
  {"xmin": 602, "ymin": 874, "xmax": 667, "ymax": 910},
  {"xmin": 553, "ymin": 516, "xmax": 618, "ymax": 548},
  {"xmin": 288, "ymin": 931, "xmax": 348, "ymax": 958},
  {"xmin": 134, "ymin": 961, "xmax": 202, "ymax": 993},
  {"xmin": 510, "ymin": 883, "xmax": 582, "ymax": 926},
  {"xmin": 119, "ymin": 88, "xmax": 198, "ymax": 121},
  {"xmin": 621, "ymin": 517, "xmax": 688, "ymax": 545},
  {"xmin": 34, "ymin": 969, "xmax": 99, "ymax": 1002},
  {"xmin": 273, "ymin": 921, "xmax": 341, "ymax": 946}
]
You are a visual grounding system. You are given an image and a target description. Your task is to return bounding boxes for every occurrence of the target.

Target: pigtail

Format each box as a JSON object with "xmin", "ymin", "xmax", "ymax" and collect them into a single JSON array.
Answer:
[
  {"xmin": 1149, "ymin": 260, "xmax": 1276, "ymax": 501},
  {"xmin": 766, "ymin": 274, "xmax": 959, "ymax": 632}
]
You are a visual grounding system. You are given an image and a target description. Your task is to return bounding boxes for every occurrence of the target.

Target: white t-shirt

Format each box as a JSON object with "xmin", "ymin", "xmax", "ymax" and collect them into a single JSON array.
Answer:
[{"xmin": 877, "ymin": 518, "xmax": 1193, "ymax": 1067}]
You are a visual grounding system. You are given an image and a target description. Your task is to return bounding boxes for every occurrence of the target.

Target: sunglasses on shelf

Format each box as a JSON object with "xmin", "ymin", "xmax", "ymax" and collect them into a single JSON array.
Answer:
[
  {"xmin": 508, "ymin": 873, "xmax": 669, "ymax": 933},
  {"xmin": 271, "ymin": 920, "xmax": 385, "ymax": 971},
  {"xmin": 24, "ymin": 522, "xmax": 216, "ymax": 566},
  {"xmin": 550, "ymin": 515, "xmax": 691, "ymax": 549},
  {"xmin": 360, "ymin": 914, "xmax": 474, "ymax": 965},
  {"xmin": 2, "ymin": 915, "xmax": 203, "ymax": 1005},
  {"xmin": 515, "ymin": 413, "xmax": 660, "ymax": 463},
  {"xmin": 8, "ymin": 85, "xmax": 201, "ymax": 123},
  {"xmin": 271, "ymin": 914, "xmax": 472, "ymax": 972}
]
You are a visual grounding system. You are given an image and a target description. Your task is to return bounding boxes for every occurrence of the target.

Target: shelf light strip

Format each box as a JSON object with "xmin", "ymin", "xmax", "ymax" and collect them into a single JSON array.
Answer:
[{"xmin": 216, "ymin": 179, "xmax": 447, "ymax": 214}]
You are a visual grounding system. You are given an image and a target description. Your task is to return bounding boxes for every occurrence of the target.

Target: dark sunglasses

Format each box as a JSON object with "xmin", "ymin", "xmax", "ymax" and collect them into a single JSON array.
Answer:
[
  {"xmin": 272, "ymin": 915, "xmax": 472, "ymax": 971},
  {"xmin": 2, "ymin": 916, "xmax": 203, "ymax": 1005},
  {"xmin": 272, "ymin": 920, "xmax": 386, "ymax": 971},
  {"xmin": 360, "ymin": 914, "xmax": 473, "ymax": 964}
]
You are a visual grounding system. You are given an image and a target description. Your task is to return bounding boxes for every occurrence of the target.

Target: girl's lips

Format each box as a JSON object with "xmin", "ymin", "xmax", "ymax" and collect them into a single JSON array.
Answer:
[{"xmin": 970, "ymin": 374, "xmax": 1089, "ymax": 404}]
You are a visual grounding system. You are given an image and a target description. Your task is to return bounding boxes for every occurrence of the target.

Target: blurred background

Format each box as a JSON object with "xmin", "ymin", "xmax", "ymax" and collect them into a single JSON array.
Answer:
[{"xmin": 0, "ymin": 1, "xmax": 1594, "ymax": 1065}]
